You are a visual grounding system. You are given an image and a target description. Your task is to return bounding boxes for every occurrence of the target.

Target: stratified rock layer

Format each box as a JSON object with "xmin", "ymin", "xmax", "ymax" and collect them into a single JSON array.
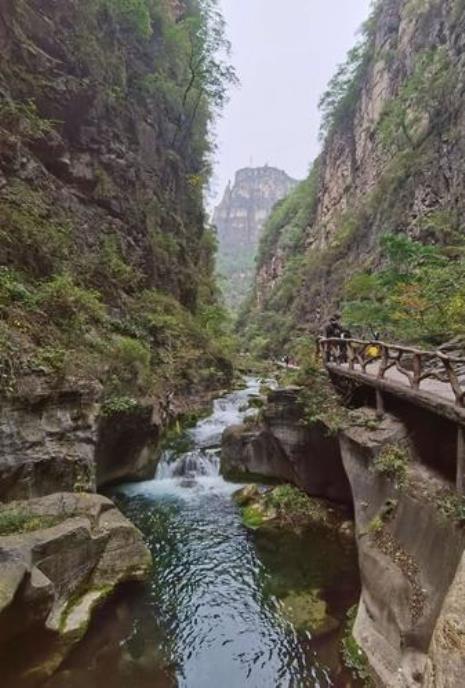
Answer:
[
  {"xmin": 0, "ymin": 492, "xmax": 151, "ymax": 685},
  {"xmin": 221, "ymin": 387, "xmax": 352, "ymax": 504},
  {"xmin": 214, "ymin": 166, "xmax": 297, "ymax": 308}
]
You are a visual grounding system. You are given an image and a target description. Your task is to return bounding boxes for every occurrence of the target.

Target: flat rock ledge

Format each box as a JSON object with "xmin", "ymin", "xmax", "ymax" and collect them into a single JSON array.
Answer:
[{"xmin": 0, "ymin": 492, "xmax": 151, "ymax": 682}]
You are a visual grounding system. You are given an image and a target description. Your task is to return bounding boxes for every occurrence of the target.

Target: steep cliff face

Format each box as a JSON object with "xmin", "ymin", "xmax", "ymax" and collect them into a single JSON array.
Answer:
[
  {"xmin": 0, "ymin": 0, "xmax": 233, "ymax": 675},
  {"xmin": 222, "ymin": 386, "xmax": 465, "ymax": 687},
  {"xmin": 0, "ymin": 0, "xmax": 233, "ymax": 495},
  {"xmin": 243, "ymin": 0, "xmax": 465, "ymax": 353},
  {"xmin": 213, "ymin": 166, "xmax": 297, "ymax": 309}
]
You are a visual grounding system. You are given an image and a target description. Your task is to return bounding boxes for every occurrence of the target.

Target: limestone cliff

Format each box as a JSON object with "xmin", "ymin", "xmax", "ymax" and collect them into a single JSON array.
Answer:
[
  {"xmin": 213, "ymin": 166, "xmax": 297, "ymax": 309},
  {"xmin": 0, "ymin": 0, "xmax": 234, "ymax": 496},
  {"xmin": 0, "ymin": 0, "xmax": 233, "ymax": 673},
  {"xmin": 242, "ymin": 0, "xmax": 465, "ymax": 353}
]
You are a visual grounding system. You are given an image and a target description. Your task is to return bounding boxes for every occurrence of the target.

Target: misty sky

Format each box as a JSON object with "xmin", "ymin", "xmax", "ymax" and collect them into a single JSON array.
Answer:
[{"xmin": 211, "ymin": 0, "xmax": 372, "ymax": 204}]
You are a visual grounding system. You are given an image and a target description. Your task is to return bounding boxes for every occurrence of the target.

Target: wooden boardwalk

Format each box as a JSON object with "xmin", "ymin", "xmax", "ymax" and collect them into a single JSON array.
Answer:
[{"xmin": 320, "ymin": 338, "xmax": 465, "ymax": 491}]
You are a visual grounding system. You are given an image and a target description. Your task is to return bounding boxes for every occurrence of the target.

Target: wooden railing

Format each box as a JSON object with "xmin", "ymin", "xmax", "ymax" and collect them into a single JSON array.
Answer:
[
  {"xmin": 319, "ymin": 337, "xmax": 465, "ymax": 407},
  {"xmin": 319, "ymin": 337, "xmax": 465, "ymax": 493}
]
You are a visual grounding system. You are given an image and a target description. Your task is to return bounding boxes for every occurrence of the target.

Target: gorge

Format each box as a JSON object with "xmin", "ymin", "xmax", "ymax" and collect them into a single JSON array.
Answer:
[{"xmin": 1, "ymin": 0, "xmax": 465, "ymax": 687}]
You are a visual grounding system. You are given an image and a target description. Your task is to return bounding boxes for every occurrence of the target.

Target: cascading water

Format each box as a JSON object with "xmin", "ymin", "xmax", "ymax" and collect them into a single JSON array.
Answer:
[
  {"xmin": 151, "ymin": 376, "xmax": 269, "ymax": 490},
  {"xmin": 46, "ymin": 377, "xmax": 362, "ymax": 688}
]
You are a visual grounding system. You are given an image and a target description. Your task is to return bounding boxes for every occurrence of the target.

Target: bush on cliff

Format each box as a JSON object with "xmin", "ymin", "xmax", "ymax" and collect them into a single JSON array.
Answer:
[
  {"xmin": 342, "ymin": 234, "xmax": 465, "ymax": 345},
  {"xmin": 0, "ymin": 0, "xmax": 237, "ymax": 399}
]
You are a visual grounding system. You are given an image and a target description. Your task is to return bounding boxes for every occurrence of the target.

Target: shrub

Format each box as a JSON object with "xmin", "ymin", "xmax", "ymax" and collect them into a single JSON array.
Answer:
[
  {"xmin": 0, "ymin": 267, "xmax": 33, "ymax": 310},
  {"xmin": 341, "ymin": 605, "xmax": 374, "ymax": 686},
  {"xmin": 107, "ymin": 335, "xmax": 151, "ymax": 390},
  {"xmin": 101, "ymin": 395, "xmax": 141, "ymax": 416},
  {"xmin": 94, "ymin": 234, "xmax": 140, "ymax": 291},
  {"xmin": 372, "ymin": 444, "xmax": 409, "ymax": 489},
  {"xmin": 36, "ymin": 274, "xmax": 106, "ymax": 328},
  {"xmin": 0, "ymin": 182, "xmax": 71, "ymax": 278},
  {"xmin": 437, "ymin": 493, "xmax": 465, "ymax": 524},
  {"xmin": 298, "ymin": 367, "xmax": 349, "ymax": 434},
  {"xmin": 0, "ymin": 510, "xmax": 61, "ymax": 536},
  {"xmin": 100, "ymin": 0, "xmax": 153, "ymax": 39},
  {"xmin": 0, "ymin": 98, "xmax": 53, "ymax": 139},
  {"xmin": 31, "ymin": 346, "xmax": 69, "ymax": 375}
]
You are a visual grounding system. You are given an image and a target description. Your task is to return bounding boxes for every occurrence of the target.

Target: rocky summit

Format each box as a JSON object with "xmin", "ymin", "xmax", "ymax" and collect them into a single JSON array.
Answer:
[{"xmin": 214, "ymin": 166, "xmax": 297, "ymax": 309}]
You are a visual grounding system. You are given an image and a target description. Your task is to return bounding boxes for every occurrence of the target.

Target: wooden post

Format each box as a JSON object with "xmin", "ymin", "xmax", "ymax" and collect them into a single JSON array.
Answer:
[
  {"xmin": 412, "ymin": 354, "xmax": 422, "ymax": 390},
  {"xmin": 376, "ymin": 389, "xmax": 385, "ymax": 419},
  {"xmin": 457, "ymin": 426, "xmax": 465, "ymax": 494}
]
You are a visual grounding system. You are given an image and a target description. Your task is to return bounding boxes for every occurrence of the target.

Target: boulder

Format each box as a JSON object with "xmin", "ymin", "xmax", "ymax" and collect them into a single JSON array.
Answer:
[
  {"xmin": 0, "ymin": 492, "xmax": 151, "ymax": 683},
  {"xmin": 221, "ymin": 387, "xmax": 352, "ymax": 504},
  {"xmin": 221, "ymin": 423, "xmax": 294, "ymax": 482}
]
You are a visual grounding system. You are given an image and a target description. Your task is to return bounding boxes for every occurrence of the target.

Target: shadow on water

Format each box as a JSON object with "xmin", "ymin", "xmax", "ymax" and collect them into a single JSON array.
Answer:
[{"xmin": 16, "ymin": 378, "xmax": 362, "ymax": 688}]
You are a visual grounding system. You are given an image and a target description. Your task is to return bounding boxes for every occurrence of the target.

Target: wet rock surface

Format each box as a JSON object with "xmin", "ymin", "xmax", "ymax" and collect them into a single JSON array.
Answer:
[
  {"xmin": 221, "ymin": 386, "xmax": 352, "ymax": 504},
  {"xmin": 0, "ymin": 492, "xmax": 151, "ymax": 685},
  {"xmin": 340, "ymin": 409, "xmax": 465, "ymax": 688}
]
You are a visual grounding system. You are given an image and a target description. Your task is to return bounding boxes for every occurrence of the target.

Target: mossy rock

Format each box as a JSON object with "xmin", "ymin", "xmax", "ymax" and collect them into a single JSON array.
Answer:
[
  {"xmin": 242, "ymin": 503, "xmax": 277, "ymax": 529},
  {"xmin": 236, "ymin": 483, "xmax": 352, "ymax": 534},
  {"xmin": 233, "ymin": 484, "xmax": 261, "ymax": 507},
  {"xmin": 280, "ymin": 589, "xmax": 340, "ymax": 637}
]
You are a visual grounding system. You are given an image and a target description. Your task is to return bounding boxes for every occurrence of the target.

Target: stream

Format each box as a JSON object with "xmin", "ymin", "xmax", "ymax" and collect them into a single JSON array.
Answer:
[{"xmin": 48, "ymin": 378, "xmax": 361, "ymax": 688}]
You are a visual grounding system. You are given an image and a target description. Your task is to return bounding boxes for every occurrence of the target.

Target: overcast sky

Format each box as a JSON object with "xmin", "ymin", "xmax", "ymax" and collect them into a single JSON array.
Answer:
[{"xmin": 211, "ymin": 0, "xmax": 372, "ymax": 205}]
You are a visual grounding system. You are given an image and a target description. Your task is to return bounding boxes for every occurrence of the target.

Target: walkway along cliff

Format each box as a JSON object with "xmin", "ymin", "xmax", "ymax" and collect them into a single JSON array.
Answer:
[{"xmin": 221, "ymin": 357, "xmax": 465, "ymax": 687}]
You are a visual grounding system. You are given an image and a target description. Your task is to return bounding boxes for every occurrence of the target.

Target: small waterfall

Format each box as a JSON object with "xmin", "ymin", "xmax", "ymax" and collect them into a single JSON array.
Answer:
[
  {"xmin": 151, "ymin": 377, "xmax": 276, "ymax": 487},
  {"xmin": 156, "ymin": 448, "xmax": 220, "ymax": 480}
]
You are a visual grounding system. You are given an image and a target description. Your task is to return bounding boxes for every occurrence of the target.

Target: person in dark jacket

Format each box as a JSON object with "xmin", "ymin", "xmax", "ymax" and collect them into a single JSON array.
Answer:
[
  {"xmin": 323, "ymin": 313, "xmax": 342, "ymax": 339},
  {"xmin": 321, "ymin": 313, "xmax": 342, "ymax": 362}
]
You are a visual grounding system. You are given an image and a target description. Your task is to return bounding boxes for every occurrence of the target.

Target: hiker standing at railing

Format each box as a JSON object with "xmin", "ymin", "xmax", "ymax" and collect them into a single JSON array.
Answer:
[{"xmin": 321, "ymin": 313, "xmax": 342, "ymax": 362}]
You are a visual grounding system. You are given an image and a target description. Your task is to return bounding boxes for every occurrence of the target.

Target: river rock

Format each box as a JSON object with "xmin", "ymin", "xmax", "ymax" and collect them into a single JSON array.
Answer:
[
  {"xmin": 0, "ymin": 492, "xmax": 151, "ymax": 683},
  {"xmin": 221, "ymin": 387, "xmax": 352, "ymax": 504}
]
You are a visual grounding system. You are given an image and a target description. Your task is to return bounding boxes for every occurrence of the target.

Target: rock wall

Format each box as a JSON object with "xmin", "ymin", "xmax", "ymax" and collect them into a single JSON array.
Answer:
[
  {"xmin": 222, "ymin": 387, "xmax": 465, "ymax": 687},
  {"xmin": 221, "ymin": 387, "xmax": 353, "ymax": 504},
  {"xmin": 340, "ymin": 410, "xmax": 465, "ymax": 687},
  {"xmin": 246, "ymin": 0, "xmax": 465, "ymax": 336},
  {"xmin": 213, "ymin": 166, "xmax": 297, "ymax": 309}
]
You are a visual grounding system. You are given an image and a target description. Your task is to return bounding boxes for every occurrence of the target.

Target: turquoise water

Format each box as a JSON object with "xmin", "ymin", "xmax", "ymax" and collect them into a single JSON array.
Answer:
[{"xmin": 46, "ymin": 379, "xmax": 361, "ymax": 688}]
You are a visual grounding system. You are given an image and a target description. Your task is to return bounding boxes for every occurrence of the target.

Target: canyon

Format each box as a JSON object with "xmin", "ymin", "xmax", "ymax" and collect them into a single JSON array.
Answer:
[{"xmin": 1, "ymin": 0, "xmax": 465, "ymax": 686}]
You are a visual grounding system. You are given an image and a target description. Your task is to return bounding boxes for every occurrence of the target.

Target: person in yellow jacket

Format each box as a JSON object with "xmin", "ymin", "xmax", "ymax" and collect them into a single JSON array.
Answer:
[
  {"xmin": 366, "ymin": 329, "xmax": 381, "ymax": 359},
  {"xmin": 366, "ymin": 343, "xmax": 381, "ymax": 358}
]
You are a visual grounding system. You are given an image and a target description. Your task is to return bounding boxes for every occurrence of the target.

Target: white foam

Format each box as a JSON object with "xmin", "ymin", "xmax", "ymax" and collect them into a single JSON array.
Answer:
[{"xmin": 118, "ymin": 377, "xmax": 266, "ymax": 501}]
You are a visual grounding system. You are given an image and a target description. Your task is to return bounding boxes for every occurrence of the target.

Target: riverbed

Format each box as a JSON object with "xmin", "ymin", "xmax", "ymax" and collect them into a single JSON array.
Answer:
[{"xmin": 47, "ymin": 378, "xmax": 362, "ymax": 688}]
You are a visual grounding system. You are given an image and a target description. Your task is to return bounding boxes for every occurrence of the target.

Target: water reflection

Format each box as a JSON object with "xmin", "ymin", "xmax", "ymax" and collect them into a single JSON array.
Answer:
[{"xmin": 46, "ymin": 378, "xmax": 360, "ymax": 687}]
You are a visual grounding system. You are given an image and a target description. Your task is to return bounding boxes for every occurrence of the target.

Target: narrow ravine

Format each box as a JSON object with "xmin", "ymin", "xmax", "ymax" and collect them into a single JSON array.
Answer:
[{"xmin": 47, "ymin": 379, "xmax": 361, "ymax": 688}]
